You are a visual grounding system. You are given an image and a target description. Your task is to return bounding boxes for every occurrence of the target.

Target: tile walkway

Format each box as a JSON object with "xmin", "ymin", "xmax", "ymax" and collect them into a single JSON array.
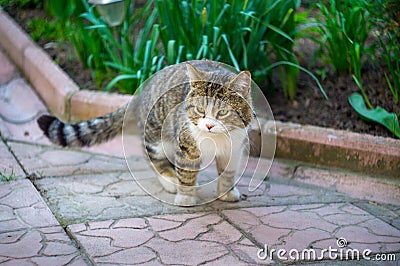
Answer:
[{"xmin": 0, "ymin": 47, "xmax": 399, "ymax": 265}]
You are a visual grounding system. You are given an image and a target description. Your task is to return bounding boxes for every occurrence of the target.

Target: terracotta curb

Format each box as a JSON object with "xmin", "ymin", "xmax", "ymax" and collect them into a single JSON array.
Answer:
[
  {"xmin": 0, "ymin": 8, "xmax": 398, "ymax": 178},
  {"xmin": 262, "ymin": 122, "xmax": 400, "ymax": 177}
]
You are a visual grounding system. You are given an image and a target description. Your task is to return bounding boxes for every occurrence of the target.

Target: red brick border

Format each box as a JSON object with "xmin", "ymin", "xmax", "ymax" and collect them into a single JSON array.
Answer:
[{"xmin": 0, "ymin": 8, "xmax": 398, "ymax": 177}]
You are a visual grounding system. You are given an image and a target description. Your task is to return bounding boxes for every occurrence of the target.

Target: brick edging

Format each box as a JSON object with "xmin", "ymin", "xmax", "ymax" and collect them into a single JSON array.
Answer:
[
  {"xmin": 265, "ymin": 122, "xmax": 400, "ymax": 177},
  {"xmin": 0, "ymin": 8, "xmax": 398, "ymax": 177}
]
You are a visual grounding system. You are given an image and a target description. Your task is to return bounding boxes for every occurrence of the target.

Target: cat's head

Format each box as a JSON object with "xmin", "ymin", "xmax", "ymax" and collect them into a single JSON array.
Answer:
[{"xmin": 185, "ymin": 63, "xmax": 253, "ymax": 134}]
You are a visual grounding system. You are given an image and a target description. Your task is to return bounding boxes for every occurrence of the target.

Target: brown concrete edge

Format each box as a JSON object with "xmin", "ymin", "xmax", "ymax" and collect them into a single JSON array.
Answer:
[
  {"xmin": 258, "ymin": 121, "xmax": 400, "ymax": 178},
  {"xmin": 0, "ymin": 8, "xmax": 398, "ymax": 177}
]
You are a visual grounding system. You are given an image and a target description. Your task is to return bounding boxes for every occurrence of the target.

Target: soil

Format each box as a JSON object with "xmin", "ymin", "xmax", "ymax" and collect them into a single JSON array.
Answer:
[{"xmin": 4, "ymin": 5, "xmax": 399, "ymax": 139}]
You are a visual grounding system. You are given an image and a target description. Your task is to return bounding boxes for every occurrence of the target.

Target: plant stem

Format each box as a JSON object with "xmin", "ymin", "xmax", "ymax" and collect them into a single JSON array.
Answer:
[{"xmin": 352, "ymin": 75, "xmax": 373, "ymax": 109}]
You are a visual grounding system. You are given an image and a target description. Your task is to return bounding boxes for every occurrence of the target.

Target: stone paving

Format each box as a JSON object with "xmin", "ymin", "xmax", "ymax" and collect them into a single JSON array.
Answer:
[{"xmin": 0, "ymin": 47, "xmax": 399, "ymax": 265}]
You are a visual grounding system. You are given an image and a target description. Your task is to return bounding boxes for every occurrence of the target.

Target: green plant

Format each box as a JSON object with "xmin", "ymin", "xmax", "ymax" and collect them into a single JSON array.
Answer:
[
  {"xmin": 377, "ymin": 0, "xmax": 400, "ymax": 104},
  {"xmin": 349, "ymin": 93, "xmax": 400, "ymax": 138},
  {"xmin": 44, "ymin": 0, "xmax": 110, "ymax": 86},
  {"xmin": 78, "ymin": 0, "xmax": 169, "ymax": 93},
  {"xmin": 43, "ymin": 0, "xmax": 160, "ymax": 93},
  {"xmin": 43, "ymin": 0, "xmax": 325, "ymax": 98},
  {"xmin": 381, "ymin": 35, "xmax": 400, "ymax": 104},
  {"xmin": 155, "ymin": 0, "xmax": 302, "ymax": 99},
  {"xmin": 44, "ymin": 0, "xmax": 84, "ymax": 23},
  {"xmin": 0, "ymin": 168, "xmax": 15, "ymax": 183},
  {"xmin": 312, "ymin": 0, "xmax": 373, "ymax": 76},
  {"xmin": 27, "ymin": 18, "xmax": 66, "ymax": 42},
  {"xmin": 346, "ymin": 0, "xmax": 400, "ymax": 138}
]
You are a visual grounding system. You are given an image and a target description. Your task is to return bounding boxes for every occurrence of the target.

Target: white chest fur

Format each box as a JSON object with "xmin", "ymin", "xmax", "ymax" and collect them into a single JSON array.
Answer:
[{"xmin": 191, "ymin": 126, "xmax": 248, "ymax": 165}]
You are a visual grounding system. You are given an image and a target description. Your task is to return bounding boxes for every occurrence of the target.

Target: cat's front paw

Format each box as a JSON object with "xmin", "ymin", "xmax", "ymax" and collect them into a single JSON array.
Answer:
[
  {"xmin": 174, "ymin": 193, "xmax": 198, "ymax": 206},
  {"xmin": 218, "ymin": 187, "xmax": 241, "ymax": 202}
]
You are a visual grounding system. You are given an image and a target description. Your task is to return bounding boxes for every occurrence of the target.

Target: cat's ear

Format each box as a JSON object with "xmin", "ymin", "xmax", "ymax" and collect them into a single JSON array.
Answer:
[
  {"xmin": 229, "ymin": 71, "xmax": 251, "ymax": 97},
  {"xmin": 186, "ymin": 63, "xmax": 205, "ymax": 82}
]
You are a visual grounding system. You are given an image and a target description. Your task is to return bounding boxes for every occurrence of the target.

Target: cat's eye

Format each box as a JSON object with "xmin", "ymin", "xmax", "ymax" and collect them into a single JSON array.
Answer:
[{"xmin": 217, "ymin": 110, "xmax": 229, "ymax": 118}]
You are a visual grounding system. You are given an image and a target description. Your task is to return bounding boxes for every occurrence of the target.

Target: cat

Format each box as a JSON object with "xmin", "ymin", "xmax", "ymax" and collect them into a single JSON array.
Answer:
[{"xmin": 37, "ymin": 60, "xmax": 253, "ymax": 206}]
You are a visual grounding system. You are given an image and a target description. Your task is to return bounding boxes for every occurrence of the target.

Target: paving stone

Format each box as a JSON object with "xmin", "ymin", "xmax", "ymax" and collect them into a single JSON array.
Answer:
[
  {"xmin": 293, "ymin": 165, "xmax": 400, "ymax": 205},
  {"xmin": 147, "ymin": 238, "xmax": 228, "ymax": 265},
  {"xmin": 8, "ymin": 141, "xmax": 147, "ymax": 177},
  {"xmin": 223, "ymin": 203, "xmax": 400, "ymax": 263},
  {"xmin": 0, "ymin": 139, "xmax": 24, "ymax": 179},
  {"xmin": 84, "ymin": 134, "xmax": 143, "ymax": 158},
  {"xmin": 322, "ymin": 213, "xmax": 371, "ymax": 226},
  {"xmin": 0, "ymin": 118, "xmax": 11, "ymax": 139},
  {"xmin": 353, "ymin": 202, "xmax": 400, "ymax": 231},
  {"xmin": 204, "ymin": 254, "xmax": 249, "ymax": 266},
  {"xmin": 335, "ymin": 226, "xmax": 400, "ymax": 245},
  {"xmin": 147, "ymin": 217, "xmax": 181, "ymax": 232},
  {"xmin": 79, "ymin": 227, "xmax": 154, "ymax": 248},
  {"xmin": 151, "ymin": 212, "xmax": 205, "ymax": 222},
  {"xmin": 230, "ymin": 242, "xmax": 274, "ymax": 265},
  {"xmin": 0, "ymin": 227, "xmax": 86, "ymax": 265},
  {"xmin": 31, "ymin": 256, "xmax": 88, "ymax": 266},
  {"xmin": 211, "ymin": 178, "xmax": 348, "ymax": 210},
  {"xmin": 267, "ymin": 159, "xmax": 296, "ymax": 179},
  {"xmin": 113, "ymin": 218, "xmax": 147, "ymax": 229},
  {"xmin": 95, "ymin": 247, "xmax": 156, "ymax": 264},
  {"xmin": 0, "ymin": 180, "xmax": 86, "ymax": 263},
  {"xmin": 0, "ymin": 179, "xmax": 58, "ymax": 232},
  {"xmin": 0, "ymin": 230, "xmax": 42, "ymax": 258},
  {"xmin": 42, "ymin": 241, "xmax": 79, "ymax": 256},
  {"xmin": 276, "ymin": 228, "xmax": 332, "ymax": 251},
  {"xmin": 36, "ymin": 171, "xmax": 212, "ymax": 224},
  {"xmin": 199, "ymin": 220, "xmax": 243, "ymax": 244},
  {"xmin": 0, "ymin": 118, "xmax": 52, "ymax": 144},
  {"xmin": 259, "ymin": 209, "xmax": 338, "ymax": 231},
  {"xmin": 0, "ymin": 78, "xmax": 46, "ymax": 123},
  {"xmin": 68, "ymin": 212, "xmax": 272, "ymax": 265},
  {"xmin": 158, "ymin": 213, "xmax": 221, "ymax": 241}
]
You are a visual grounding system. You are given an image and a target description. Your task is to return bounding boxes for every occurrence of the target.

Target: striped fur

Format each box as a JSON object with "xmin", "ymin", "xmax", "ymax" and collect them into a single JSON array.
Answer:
[
  {"xmin": 37, "ymin": 60, "xmax": 253, "ymax": 206},
  {"xmin": 37, "ymin": 107, "xmax": 125, "ymax": 148}
]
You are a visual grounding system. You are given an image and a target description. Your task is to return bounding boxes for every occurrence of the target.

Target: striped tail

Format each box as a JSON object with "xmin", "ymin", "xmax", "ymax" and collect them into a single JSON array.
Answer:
[{"xmin": 37, "ymin": 107, "xmax": 125, "ymax": 148}]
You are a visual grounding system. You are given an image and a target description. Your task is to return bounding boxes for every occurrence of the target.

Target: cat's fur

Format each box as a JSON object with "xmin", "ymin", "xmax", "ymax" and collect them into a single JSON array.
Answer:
[{"xmin": 38, "ymin": 60, "xmax": 253, "ymax": 206}]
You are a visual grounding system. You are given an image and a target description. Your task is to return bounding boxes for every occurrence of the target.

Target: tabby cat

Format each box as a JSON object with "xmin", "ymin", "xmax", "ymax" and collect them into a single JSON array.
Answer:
[{"xmin": 37, "ymin": 60, "xmax": 253, "ymax": 206}]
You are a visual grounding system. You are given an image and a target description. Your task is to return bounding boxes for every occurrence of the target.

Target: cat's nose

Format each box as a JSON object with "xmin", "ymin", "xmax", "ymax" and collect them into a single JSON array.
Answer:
[{"xmin": 205, "ymin": 123, "xmax": 214, "ymax": 130}]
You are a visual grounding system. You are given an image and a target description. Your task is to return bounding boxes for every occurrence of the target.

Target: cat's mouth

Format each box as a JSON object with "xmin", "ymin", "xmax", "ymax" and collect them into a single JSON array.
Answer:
[{"xmin": 197, "ymin": 120, "xmax": 222, "ymax": 134}]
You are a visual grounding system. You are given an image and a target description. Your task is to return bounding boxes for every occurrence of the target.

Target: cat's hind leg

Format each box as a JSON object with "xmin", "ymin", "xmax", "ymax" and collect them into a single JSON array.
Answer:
[
  {"xmin": 156, "ymin": 163, "xmax": 178, "ymax": 194},
  {"xmin": 146, "ymin": 143, "xmax": 178, "ymax": 194}
]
